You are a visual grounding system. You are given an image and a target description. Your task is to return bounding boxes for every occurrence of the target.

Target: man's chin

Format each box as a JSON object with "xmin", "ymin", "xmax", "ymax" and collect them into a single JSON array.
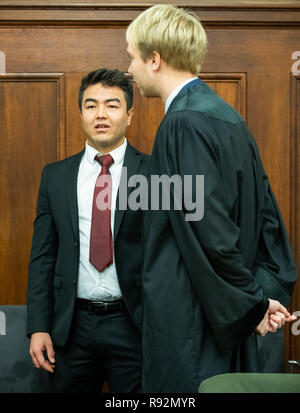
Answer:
[
  {"xmin": 136, "ymin": 84, "xmax": 146, "ymax": 96},
  {"xmin": 137, "ymin": 85, "xmax": 158, "ymax": 99},
  {"xmin": 87, "ymin": 136, "xmax": 125, "ymax": 154}
]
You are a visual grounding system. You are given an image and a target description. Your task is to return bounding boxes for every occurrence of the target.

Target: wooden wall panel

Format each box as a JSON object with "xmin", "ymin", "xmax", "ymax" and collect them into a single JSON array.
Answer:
[
  {"xmin": 65, "ymin": 72, "xmax": 85, "ymax": 157},
  {"xmin": 0, "ymin": 74, "xmax": 65, "ymax": 304},
  {"xmin": 0, "ymin": 27, "xmax": 129, "ymax": 73}
]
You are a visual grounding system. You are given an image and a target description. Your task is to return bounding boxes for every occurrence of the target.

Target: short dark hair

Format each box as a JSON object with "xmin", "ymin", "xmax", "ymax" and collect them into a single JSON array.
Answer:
[{"xmin": 78, "ymin": 68, "xmax": 133, "ymax": 112}]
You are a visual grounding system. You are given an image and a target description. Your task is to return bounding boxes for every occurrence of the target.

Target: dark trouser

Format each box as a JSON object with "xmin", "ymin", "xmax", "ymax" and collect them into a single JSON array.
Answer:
[{"xmin": 49, "ymin": 301, "xmax": 142, "ymax": 393}]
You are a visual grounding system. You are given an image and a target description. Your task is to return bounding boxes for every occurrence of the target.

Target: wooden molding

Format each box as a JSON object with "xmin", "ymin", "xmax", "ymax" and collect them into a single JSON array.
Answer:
[{"xmin": 0, "ymin": 1, "xmax": 300, "ymax": 27}]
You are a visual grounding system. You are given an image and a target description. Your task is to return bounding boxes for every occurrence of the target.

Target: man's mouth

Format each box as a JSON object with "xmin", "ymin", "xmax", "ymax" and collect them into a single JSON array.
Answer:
[{"xmin": 95, "ymin": 123, "xmax": 110, "ymax": 131}]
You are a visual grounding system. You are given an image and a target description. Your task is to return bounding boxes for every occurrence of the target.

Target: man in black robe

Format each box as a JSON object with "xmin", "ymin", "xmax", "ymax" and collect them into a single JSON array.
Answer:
[{"xmin": 126, "ymin": 5, "xmax": 297, "ymax": 392}]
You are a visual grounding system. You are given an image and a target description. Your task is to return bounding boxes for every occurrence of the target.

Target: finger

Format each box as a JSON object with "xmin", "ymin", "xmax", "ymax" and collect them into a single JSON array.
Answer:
[
  {"xmin": 35, "ymin": 350, "xmax": 54, "ymax": 373},
  {"xmin": 40, "ymin": 359, "xmax": 55, "ymax": 373},
  {"xmin": 268, "ymin": 325, "xmax": 277, "ymax": 333},
  {"xmin": 257, "ymin": 322, "xmax": 268, "ymax": 336},
  {"xmin": 269, "ymin": 319, "xmax": 279, "ymax": 331},
  {"xmin": 272, "ymin": 311, "xmax": 288, "ymax": 324},
  {"xmin": 268, "ymin": 323, "xmax": 278, "ymax": 333},
  {"xmin": 286, "ymin": 314, "xmax": 297, "ymax": 322},
  {"xmin": 270, "ymin": 316, "xmax": 283, "ymax": 328},
  {"xmin": 270, "ymin": 314, "xmax": 282, "ymax": 322},
  {"xmin": 274, "ymin": 311, "xmax": 286, "ymax": 320},
  {"xmin": 45, "ymin": 344, "xmax": 55, "ymax": 365},
  {"xmin": 30, "ymin": 350, "xmax": 41, "ymax": 369},
  {"xmin": 270, "ymin": 314, "xmax": 284, "ymax": 327},
  {"xmin": 43, "ymin": 360, "xmax": 55, "ymax": 373},
  {"xmin": 276, "ymin": 304, "xmax": 290, "ymax": 318},
  {"xmin": 275, "ymin": 312, "xmax": 288, "ymax": 325},
  {"xmin": 44, "ymin": 353, "xmax": 55, "ymax": 373}
]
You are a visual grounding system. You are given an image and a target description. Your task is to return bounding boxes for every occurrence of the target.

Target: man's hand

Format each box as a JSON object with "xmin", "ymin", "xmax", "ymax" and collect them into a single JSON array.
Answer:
[
  {"xmin": 255, "ymin": 299, "xmax": 296, "ymax": 336},
  {"xmin": 29, "ymin": 332, "xmax": 55, "ymax": 373},
  {"xmin": 267, "ymin": 298, "xmax": 296, "ymax": 332},
  {"xmin": 255, "ymin": 310, "xmax": 269, "ymax": 336}
]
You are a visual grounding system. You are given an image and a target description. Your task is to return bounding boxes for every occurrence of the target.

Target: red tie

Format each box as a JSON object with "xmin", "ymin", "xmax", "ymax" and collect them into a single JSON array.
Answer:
[{"xmin": 89, "ymin": 154, "xmax": 114, "ymax": 272}]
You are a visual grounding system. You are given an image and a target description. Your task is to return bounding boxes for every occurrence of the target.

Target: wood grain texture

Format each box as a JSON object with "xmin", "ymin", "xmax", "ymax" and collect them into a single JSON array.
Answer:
[
  {"xmin": 0, "ymin": 74, "xmax": 65, "ymax": 304},
  {"xmin": 1, "ymin": 1, "xmax": 300, "ymax": 27}
]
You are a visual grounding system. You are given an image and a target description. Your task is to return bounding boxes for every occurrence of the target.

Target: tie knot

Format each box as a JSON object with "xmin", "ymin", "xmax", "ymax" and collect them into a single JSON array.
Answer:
[{"xmin": 95, "ymin": 154, "xmax": 114, "ymax": 169}]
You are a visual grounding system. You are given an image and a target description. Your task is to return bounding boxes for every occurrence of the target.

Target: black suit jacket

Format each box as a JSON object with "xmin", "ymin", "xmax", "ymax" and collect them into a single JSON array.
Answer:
[{"xmin": 27, "ymin": 143, "xmax": 150, "ymax": 347}]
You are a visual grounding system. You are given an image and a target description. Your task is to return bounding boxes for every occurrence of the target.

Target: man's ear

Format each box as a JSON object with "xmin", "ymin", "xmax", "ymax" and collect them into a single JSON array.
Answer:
[
  {"xmin": 151, "ymin": 51, "xmax": 161, "ymax": 71},
  {"xmin": 127, "ymin": 107, "xmax": 134, "ymax": 126}
]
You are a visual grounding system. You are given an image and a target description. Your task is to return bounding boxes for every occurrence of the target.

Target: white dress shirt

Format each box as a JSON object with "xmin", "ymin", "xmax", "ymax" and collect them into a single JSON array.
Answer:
[
  {"xmin": 165, "ymin": 77, "xmax": 198, "ymax": 113},
  {"xmin": 76, "ymin": 139, "xmax": 127, "ymax": 300}
]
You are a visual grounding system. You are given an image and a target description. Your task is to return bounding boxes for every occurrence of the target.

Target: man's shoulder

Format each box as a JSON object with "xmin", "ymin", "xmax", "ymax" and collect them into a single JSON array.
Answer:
[{"xmin": 168, "ymin": 81, "xmax": 244, "ymax": 126}]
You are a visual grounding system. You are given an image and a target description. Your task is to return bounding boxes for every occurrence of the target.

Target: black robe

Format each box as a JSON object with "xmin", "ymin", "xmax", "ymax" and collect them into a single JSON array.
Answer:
[{"xmin": 142, "ymin": 79, "xmax": 297, "ymax": 392}]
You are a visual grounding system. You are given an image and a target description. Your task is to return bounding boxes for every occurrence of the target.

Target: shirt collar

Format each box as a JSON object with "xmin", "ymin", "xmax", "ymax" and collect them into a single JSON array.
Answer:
[
  {"xmin": 85, "ymin": 138, "xmax": 127, "ymax": 166},
  {"xmin": 165, "ymin": 77, "xmax": 198, "ymax": 113}
]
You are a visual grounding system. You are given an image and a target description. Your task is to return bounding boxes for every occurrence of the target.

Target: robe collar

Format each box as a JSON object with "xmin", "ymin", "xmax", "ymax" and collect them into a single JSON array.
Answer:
[{"xmin": 165, "ymin": 77, "xmax": 202, "ymax": 113}]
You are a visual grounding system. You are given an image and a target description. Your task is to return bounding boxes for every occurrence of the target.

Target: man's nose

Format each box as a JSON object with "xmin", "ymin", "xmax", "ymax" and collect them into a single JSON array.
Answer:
[{"xmin": 96, "ymin": 105, "xmax": 107, "ymax": 118}]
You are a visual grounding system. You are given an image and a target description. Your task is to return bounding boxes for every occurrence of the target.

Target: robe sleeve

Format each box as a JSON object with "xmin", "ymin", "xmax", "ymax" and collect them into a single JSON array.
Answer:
[
  {"xmin": 157, "ymin": 112, "xmax": 271, "ymax": 354},
  {"xmin": 253, "ymin": 177, "xmax": 297, "ymax": 308}
]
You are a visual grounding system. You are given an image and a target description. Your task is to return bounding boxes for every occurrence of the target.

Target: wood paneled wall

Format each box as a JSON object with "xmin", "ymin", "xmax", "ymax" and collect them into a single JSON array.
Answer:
[{"xmin": 0, "ymin": 0, "xmax": 299, "ymax": 363}]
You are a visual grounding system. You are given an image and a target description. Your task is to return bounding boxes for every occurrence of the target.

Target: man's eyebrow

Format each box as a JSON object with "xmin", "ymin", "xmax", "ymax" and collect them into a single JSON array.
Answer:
[
  {"xmin": 83, "ymin": 98, "xmax": 121, "ymax": 105},
  {"xmin": 84, "ymin": 98, "xmax": 97, "ymax": 104},
  {"xmin": 105, "ymin": 98, "xmax": 121, "ymax": 105}
]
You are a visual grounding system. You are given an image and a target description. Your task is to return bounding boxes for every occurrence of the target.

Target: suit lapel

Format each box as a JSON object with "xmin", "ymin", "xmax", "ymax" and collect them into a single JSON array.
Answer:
[
  {"xmin": 65, "ymin": 150, "xmax": 84, "ymax": 241},
  {"xmin": 114, "ymin": 143, "xmax": 141, "ymax": 241}
]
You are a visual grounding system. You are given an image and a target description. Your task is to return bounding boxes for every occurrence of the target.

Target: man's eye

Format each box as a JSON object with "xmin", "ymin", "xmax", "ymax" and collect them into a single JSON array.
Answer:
[
  {"xmin": 108, "ymin": 105, "xmax": 118, "ymax": 109},
  {"xmin": 86, "ymin": 105, "xmax": 96, "ymax": 109}
]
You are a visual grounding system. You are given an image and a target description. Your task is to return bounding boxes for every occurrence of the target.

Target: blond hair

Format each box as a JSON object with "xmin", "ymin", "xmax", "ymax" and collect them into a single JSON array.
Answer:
[{"xmin": 126, "ymin": 4, "xmax": 208, "ymax": 75}]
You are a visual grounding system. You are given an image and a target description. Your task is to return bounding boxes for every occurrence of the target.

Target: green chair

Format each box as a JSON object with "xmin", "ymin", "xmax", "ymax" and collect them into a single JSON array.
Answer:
[{"xmin": 198, "ymin": 373, "xmax": 300, "ymax": 393}]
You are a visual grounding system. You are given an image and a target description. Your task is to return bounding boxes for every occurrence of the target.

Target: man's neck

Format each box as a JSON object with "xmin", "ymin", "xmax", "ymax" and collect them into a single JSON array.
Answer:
[{"xmin": 158, "ymin": 71, "xmax": 196, "ymax": 104}]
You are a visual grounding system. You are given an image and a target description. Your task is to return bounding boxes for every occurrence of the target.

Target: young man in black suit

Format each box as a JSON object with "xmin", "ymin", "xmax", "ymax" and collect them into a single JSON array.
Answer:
[{"xmin": 27, "ymin": 68, "xmax": 150, "ymax": 393}]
